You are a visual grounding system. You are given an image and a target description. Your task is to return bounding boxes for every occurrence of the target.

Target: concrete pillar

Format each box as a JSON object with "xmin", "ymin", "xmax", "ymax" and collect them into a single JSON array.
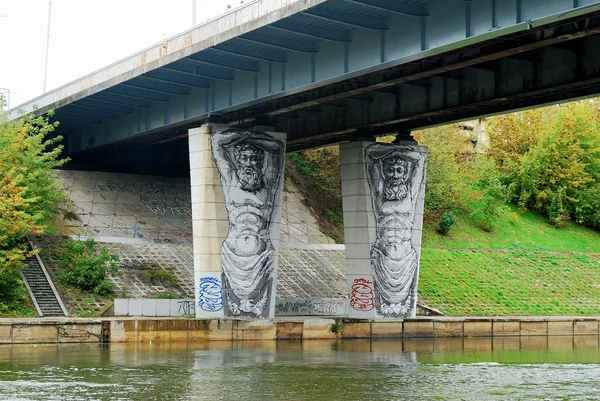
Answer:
[
  {"xmin": 341, "ymin": 139, "xmax": 427, "ymax": 319},
  {"xmin": 189, "ymin": 123, "xmax": 286, "ymax": 319}
]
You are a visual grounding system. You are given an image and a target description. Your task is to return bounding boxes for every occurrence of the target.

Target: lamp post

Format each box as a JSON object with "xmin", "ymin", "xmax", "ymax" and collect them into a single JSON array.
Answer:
[
  {"xmin": 192, "ymin": 0, "xmax": 196, "ymax": 25},
  {"xmin": 43, "ymin": 0, "xmax": 53, "ymax": 93}
]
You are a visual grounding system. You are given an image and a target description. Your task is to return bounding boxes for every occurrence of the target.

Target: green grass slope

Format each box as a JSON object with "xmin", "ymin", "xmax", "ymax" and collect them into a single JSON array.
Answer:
[{"xmin": 419, "ymin": 206, "xmax": 600, "ymax": 316}]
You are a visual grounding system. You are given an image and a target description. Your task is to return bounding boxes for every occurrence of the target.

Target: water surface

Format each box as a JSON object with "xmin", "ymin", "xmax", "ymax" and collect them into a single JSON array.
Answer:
[{"xmin": 1, "ymin": 336, "xmax": 599, "ymax": 400}]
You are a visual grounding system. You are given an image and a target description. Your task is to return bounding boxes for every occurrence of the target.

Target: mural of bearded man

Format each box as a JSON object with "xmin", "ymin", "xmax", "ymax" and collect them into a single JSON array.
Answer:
[
  {"xmin": 365, "ymin": 143, "xmax": 426, "ymax": 318},
  {"xmin": 211, "ymin": 129, "xmax": 284, "ymax": 318}
]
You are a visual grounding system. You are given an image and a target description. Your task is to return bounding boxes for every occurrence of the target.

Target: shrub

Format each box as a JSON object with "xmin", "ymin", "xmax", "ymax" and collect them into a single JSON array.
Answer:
[
  {"xmin": 55, "ymin": 238, "xmax": 119, "ymax": 295},
  {"xmin": 438, "ymin": 211, "xmax": 456, "ymax": 235},
  {"xmin": 470, "ymin": 162, "xmax": 507, "ymax": 232}
]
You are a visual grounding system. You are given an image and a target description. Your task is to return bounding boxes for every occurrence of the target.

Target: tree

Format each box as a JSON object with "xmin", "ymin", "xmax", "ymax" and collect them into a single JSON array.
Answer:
[
  {"xmin": 0, "ymin": 110, "xmax": 67, "ymax": 313},
  {"xmin": 488, "ymin": 101, "xmax": 600, "ymax": 228},
  {"xmin": 412, "ymin": 124, "xmax": 473, "ymax": 216}
]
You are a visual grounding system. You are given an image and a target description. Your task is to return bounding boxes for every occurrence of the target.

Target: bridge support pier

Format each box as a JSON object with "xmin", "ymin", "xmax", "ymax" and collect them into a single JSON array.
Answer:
[
  {"xmin": 188, "ymin": 122, "xmax": 287, "ymax": 319},
  {"xmin": 341, "ymin": 137, "xmax": 427, "ymax": 319}
]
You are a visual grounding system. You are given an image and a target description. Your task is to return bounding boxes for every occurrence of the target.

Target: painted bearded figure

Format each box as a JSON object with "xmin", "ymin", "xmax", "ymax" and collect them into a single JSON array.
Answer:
[
  {"xmin": 366, "ymin": 143, "xmax": 426, "ymax": 318},
  {"xmin": 211, "ymin": 129, "xmax": 284, "ymax": 318}
]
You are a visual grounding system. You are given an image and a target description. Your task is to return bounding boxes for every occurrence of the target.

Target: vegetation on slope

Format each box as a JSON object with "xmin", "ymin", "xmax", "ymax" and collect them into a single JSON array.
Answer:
[
  {"xmin": 419, "ymin": 205, "xmax": 600, "ymax": 315},
  {"xmin": 286, "ymin": 149, "xmax": 344, "ymax": 243},
  {"xmin": 0, "ymin": 111, "xmax": 67, "ymax": 316}
]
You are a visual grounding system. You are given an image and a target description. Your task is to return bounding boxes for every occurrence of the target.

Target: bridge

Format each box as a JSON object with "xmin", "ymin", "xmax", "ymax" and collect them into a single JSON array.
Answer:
[
  {"xmin": 10, "ymin": 0, "xmax": 600, "ymax": 158},
  {"xmin": 10, "ymin": 0, "xmax": 600, "ymax": 320}
]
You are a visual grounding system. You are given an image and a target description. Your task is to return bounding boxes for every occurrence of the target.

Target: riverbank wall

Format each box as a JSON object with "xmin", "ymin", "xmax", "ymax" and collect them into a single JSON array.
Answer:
[{"xmin": 1, "ymin": 316, "xmax": 599, "ymax": 344}]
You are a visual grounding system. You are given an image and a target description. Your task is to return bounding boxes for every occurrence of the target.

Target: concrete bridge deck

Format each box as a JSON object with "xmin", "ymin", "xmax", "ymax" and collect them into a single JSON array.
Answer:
[{"xmin": 9, "ymin": 0, "xmax": 600, "ymax": 161}]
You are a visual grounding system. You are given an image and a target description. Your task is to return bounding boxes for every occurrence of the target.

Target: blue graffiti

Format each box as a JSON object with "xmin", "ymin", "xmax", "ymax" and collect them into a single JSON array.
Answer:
[{"xmin": 198, "ymin": 277, "xmax": 224, "ymax": 312}]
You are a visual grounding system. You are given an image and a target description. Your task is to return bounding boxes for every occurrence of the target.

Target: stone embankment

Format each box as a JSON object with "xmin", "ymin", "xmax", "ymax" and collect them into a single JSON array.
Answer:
[{"xmin": 1, "ymin": 317, "xmax": 599, "ymax": 344}]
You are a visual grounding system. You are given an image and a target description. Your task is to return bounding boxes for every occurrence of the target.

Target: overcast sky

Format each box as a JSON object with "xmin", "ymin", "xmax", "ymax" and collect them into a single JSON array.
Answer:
[{"xmin": 0, "ymin": 0, "xmax": 237, "ymax": 108}]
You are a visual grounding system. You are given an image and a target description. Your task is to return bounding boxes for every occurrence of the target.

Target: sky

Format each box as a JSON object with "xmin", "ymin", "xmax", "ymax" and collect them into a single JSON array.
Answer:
[{"xmin": 0, "ymin": 0, "xmax": 238, "ymax": 108}]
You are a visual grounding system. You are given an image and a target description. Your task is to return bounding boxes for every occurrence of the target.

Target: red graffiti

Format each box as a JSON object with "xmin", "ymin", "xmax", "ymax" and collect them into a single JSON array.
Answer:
[{"xmin": 350, "ymin": 278, "xmax": 375, "ymax": 311}]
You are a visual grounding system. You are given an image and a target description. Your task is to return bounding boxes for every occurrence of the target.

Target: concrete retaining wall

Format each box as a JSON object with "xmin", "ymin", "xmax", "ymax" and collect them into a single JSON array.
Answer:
[
  {"xmin": 110, "ymin": 299, "xmax": 196, "ymax": 317},
  {"xmin": 109, "ymin": 298, "xmax": 348, "ymax": 317},
  {"xmin": 0, "ymin": 320, "xmax": 103, "ymax": 344},
  {"xmin": 1, "ymin": 317, "xmax": 599, "ymax": 344}
]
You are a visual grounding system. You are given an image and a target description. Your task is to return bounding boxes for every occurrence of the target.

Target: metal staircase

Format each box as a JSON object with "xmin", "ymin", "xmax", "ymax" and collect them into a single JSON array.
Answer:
[{"xmin": 21, "ymin": 241, "xmax": 67, "ymax": 317}]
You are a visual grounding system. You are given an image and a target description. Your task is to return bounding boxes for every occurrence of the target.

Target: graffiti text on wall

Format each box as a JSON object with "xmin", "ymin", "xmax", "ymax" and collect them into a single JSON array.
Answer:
[
  {"xmin": 97, "ymin": 181, "xmax": 178, "ymax": 194},
  {"xmin": 275, "ymin": 299, "xmax": 346, "ymax": 316},
  {"xmin": 177, "ymin": 300, "xmax": 196, "ymax": 316},
  {"xmin": 141, "ymin": 196, "xmax": 192, "ymax": 217},
  {"xmin": 350, "ymin": 278, "xmax": 375, "ymax": 311},
  {"xmin": 198, "ymin": 277, "xmax": 224, "ymax": 312}
]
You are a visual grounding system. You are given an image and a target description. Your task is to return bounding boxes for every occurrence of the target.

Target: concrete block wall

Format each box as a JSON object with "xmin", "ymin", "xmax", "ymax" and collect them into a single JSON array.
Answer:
[{"xmin": 54, "ymin": 171, "xmax": 331, "ymax": 245}]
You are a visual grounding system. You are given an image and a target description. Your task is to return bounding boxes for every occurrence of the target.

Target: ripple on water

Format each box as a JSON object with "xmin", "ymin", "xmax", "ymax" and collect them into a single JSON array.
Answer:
[{"xmin": 0, "ymin": 341, "xmax": 599, "ymax": 401}]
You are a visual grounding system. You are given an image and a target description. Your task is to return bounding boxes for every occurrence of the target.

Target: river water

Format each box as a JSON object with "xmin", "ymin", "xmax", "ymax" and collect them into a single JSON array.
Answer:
[{"xmin": 1, "ymin": 337, "xmax": 599, "ymax": 401}]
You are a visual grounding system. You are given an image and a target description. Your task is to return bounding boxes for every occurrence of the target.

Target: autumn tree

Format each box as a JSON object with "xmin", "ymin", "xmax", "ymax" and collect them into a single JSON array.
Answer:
[
  {"xmin": 0, "ymin": 111, "xmax": 67, "ymax": 313},
  {"xmin": 488, "ymin": 101, "xmax": 600, "ymax": 228}
]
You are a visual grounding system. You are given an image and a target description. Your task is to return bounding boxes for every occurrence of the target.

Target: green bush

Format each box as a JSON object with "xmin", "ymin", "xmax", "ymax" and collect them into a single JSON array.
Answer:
[
  {"xmin": 55, "ymin": 238, "xmax": 119, "ymax": 295},
  {"xmin": 438, "ymin": 211, "xmax": 456, "ymax": 235},
  {"xmin": 470, "ymin": 162, "xmax": 507, "ymax": 232}
]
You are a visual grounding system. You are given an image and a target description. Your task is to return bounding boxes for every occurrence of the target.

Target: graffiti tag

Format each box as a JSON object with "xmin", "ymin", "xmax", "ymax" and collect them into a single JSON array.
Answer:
[
  {"xmin": 350, "ymin": 278, "xmax": 375, "ymax": 311},
  {"xmin": 275, "ymin": 299, "xmax": 346, "ymax": 316},
  {"xmin": 97, "ymin": 181, "xmax": 132, "ymax": 192},
  {"xmin": 97, "ymin": 181, "xmax": 178, "ymax": 195},
  {"xmin": 141, "ymin": 196, "xmax": 192, "ymax": 217},
  {"xmin": 198, "ymin": 277, "xmax": 224, "ymax": 312},
  {"xmin": 177, "ymin": 300, "xmax": 196, "ymax": 316}
]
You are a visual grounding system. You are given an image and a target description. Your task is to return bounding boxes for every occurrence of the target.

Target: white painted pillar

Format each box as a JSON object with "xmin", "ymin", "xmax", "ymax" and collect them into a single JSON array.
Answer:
[
  {"xmin": 189, "ymin": 123, "xmax": 286, "ymax": 319},
  {"xmin": 341, "ymin": 139, "xmax": 427, "ymax": 319},
  {"xmin": 189, "ymin": 122, "xmax": 230, "ymax": 319}
]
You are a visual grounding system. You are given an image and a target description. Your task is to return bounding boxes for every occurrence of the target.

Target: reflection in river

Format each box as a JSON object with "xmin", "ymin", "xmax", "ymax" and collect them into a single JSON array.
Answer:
[{"xmin": 1, "ymin": 336, "xmax": 600, "ymax": 400}]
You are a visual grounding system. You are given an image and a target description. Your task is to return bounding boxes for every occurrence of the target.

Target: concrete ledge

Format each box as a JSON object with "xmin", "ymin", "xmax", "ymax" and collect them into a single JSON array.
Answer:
[{"xmin": 0, "ymin": 316, "xmax": 599, "ymax": 343}]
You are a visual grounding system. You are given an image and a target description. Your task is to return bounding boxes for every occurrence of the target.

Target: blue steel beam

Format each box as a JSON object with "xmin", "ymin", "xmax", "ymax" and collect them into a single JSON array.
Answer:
[
  {"xmin": 138, "ymin": 75, "xmax": 210, "ymax": 89},
  {"xmin": 122, "ymin": 81, "xmax": 190, "ymax": 96},
  {"xmin": 55, "ymin": 113, "xmax": 102, "ymax": 125},
  {"xmin": 342, "ymin": 0, "xmax": 428, "ymax": 17},
  {"xmin": 184, "ymin": 56, "xmax": 259, "ymax": 72},
  {"xmin": 209, "ymin": 46, "xmax": 287, "ymax": 63},
  {"xmin": 63, "ymin": 105, "xmax": 118, "ymax": 119},
  {"xmin": 301, "ymin": 9, "xmax": 386, "ymax": 30},
  {"xmin": 86, "ymin": 93, "xmax": 150, "ymax": 108},
  {"xmin": 162, "ymin": 65, "xmax": 233, "ymax": 81},
  {"xmin": 235, "ymin": 36, "xmax": 317, "ymax": 53},
  {"xmin": 267, "ymin": 23, "xmax": 351, "ymax": 42},
  {"xmin": 103, "ymin": 89, "xmax": 167, "ymax": 103},
  {"xmin": 108, "ymin": 85, "xmax": 170, "ymax": 101},
  {"xmin": 71, "ymin": 102, "xmax": 133, "ymax": 114}
]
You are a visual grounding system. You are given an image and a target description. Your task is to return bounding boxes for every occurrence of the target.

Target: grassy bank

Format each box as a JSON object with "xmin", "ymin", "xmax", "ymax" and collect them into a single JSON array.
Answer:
[{"xmin": 419, "ymin": 205, "xmax": 600, "ymax": 315}]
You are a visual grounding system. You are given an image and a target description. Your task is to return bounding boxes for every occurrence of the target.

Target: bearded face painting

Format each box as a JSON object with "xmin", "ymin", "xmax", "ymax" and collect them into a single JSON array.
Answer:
[
  {"xmin": 211, "ymin": 130, "xmax": 284, "ymax": 318},
  {"xmin": 365, "ymin": 143, "xmax": 426, "ymax": 318}
]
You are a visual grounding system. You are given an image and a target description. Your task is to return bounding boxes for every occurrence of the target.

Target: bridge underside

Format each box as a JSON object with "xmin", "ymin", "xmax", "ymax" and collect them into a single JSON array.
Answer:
[{"xmin": 20, "ymin": 0, "xmax": 599, "ymax": 174}]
